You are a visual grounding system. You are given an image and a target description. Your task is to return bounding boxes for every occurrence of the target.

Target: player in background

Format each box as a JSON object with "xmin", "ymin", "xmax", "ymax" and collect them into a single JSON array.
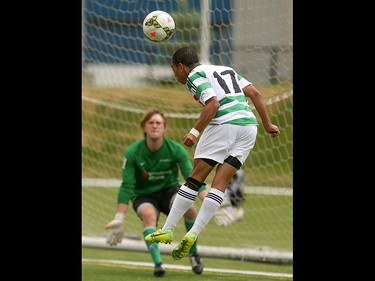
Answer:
[
  {"xmin": 105, "ymin": 109, "xmax": 207, "ymax": 277},
  {"xmin": 213, "ymin": 169, "xmax": 246, "ymax": 227},
  {"xmin": 145, "ymin": 46, "xmax": 280, "ymax": 260}
]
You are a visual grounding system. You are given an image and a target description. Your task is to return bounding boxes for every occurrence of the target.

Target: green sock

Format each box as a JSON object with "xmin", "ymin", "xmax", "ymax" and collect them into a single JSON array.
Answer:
[
  {"xmin": 143, "ymin": 226, "xmax": 162, "ymax": 265},
  {"xmin": 184, "ymin": 218, "xmax": 198, "ymax": 255}
]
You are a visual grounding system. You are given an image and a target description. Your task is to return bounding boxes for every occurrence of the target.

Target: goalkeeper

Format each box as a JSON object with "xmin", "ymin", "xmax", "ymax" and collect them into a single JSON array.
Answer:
[
  {"xmin": 213, "ymin": 169, "xmax": 246, "ymax": 227},
  {"xmin": 105, "ymin": 109, "xmax": 207, "ymax": 277}
]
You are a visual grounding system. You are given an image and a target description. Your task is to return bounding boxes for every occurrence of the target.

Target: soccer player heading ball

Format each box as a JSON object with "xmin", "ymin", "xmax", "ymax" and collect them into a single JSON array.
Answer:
[{"xmin": 145, "ymin": 46, "xmax": 280, "ymax": 261}]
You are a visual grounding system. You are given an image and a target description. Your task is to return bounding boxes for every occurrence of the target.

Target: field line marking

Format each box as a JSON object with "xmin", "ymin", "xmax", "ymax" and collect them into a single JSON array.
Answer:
[{"xmin": 82, "ymin": 258, "xmax": 293, "ymax": 278}]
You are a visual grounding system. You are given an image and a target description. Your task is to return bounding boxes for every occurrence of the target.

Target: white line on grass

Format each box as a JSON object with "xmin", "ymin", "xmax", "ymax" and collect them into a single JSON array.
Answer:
[{"xmin": 82, "ymin": 258, "xmax": 293, "ymax": 278}]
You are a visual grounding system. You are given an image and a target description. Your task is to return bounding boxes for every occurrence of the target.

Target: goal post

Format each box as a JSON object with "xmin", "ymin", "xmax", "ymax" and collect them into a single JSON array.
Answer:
[{"xmin": 82, "ymin": 0, "xmax": 293, "ymax": 263}]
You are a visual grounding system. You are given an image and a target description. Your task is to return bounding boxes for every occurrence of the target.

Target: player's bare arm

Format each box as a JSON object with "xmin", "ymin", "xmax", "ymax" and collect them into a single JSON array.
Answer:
[
  {"xmin": 183, "ymin": 97, "xmax": 220, "ymax": 147},
  {"xmin": 243, "ymin": 84, "xmax": 280, "ymax": 137}
]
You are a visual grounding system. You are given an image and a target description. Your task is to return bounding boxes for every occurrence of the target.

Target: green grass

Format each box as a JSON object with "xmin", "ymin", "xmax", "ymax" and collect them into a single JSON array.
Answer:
[{"xmin": 82, "ymin": 247, "xmax": 293, "ymax": 281}]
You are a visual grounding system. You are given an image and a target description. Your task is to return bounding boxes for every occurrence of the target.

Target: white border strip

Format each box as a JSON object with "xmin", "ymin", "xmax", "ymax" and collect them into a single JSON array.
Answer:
[
  {"xmin": 82, "ymin": 258, "xmax": 293, "ymax": 278},
  {"xmin": 83, "ymin": 237, "xmax": 292, "ymax": 264}
]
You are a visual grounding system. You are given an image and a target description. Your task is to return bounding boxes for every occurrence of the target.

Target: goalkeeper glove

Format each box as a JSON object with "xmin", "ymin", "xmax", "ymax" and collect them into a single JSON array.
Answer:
[
  {"xmin": 213, "ymin": 206, "xmax": 244, "ymax": 227},
  {"xmin": 105, "ymin": 212, "xmax": 125, "ymax": 246}
]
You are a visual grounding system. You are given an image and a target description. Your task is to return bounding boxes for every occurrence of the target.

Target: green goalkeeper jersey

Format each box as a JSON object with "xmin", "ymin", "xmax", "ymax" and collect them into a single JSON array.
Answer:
[{"xmin": 117, "ymin": 137, "xmax": 193, "ymax": 204}]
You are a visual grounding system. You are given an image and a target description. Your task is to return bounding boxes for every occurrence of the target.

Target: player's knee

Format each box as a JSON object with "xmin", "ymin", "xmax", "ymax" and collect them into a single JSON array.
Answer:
[
  {"xmin": 184, "ymin": 206, "xmax": 197, "ymax": 218},
  {"xmin": 224, "ymin": 155, "xmax": 242, "ymax": 169},
  {"xmin": 137, "ymin": 204, "xmax": 158, "ymax": 223},
  {"xmin": 185, "ymin": 176, "xmax": 202, "ymax": 191}
]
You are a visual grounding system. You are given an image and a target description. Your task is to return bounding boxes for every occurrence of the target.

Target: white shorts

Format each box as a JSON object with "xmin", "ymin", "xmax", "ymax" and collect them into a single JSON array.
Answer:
[{"xmin": 194, "ymin": 124, "xmax": 258, "ymax": 165}]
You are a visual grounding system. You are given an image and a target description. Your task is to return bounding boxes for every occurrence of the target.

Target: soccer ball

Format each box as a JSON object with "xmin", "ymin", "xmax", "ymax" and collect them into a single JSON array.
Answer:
[{"xmin": 142, "ymin": 10, "xmax": 175, "ymax": 42}]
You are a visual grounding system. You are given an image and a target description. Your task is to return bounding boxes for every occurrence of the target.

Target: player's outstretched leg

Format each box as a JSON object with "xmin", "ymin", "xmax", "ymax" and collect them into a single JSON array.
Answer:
[
  {"xmin": 171, "ymin": 231, "xmax": 197, "ymax": 260},
  {"xmin": 145, "ymin": 229, "xmax": 174, "ymax": 244}
]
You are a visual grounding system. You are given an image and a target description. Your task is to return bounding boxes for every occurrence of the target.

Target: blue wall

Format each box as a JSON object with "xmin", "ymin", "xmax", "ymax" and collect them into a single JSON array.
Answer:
[{"xmin": 83, "ymin": 0, "xmax": 233, "ymax": 65}]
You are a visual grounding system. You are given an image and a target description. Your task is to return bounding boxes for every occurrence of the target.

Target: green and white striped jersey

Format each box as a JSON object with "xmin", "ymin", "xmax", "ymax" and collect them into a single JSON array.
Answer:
[{"xmin": 186, "ymin": 64, "xmax": 258, "ymax": 126}]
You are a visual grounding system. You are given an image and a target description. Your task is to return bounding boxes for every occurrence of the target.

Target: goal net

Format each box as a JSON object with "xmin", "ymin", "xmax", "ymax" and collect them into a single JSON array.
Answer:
[{"xmin": 82, "ymin": 0, "xmax": 293, "ymax": 263}]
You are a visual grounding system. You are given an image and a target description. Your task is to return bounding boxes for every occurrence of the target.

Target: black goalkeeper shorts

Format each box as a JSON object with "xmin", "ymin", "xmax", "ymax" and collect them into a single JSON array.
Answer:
[{"xmin": 132, "ymin": 184, "xmax": 180, "ymax": 216}]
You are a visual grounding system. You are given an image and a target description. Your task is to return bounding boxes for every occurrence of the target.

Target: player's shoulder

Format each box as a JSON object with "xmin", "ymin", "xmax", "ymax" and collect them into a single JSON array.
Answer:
[
  {"xmin": 163, "ymin": 137, "xmax": 187, "ymax": 153},
  {"xmin": 126, "ymin": 139, "xmax": 145, "ymax": 153},
  {"xmin": 163, "ymin": 137, "xmax": 183, "ymax": 147}
]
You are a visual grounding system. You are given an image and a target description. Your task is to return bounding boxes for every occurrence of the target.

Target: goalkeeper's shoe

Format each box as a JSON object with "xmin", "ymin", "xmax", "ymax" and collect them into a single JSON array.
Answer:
[
  {"xmin": 188, "ymin": 253, "xmax": 203, "ymax": 274},
  {"xmin": 144, "ymin": 229, "xmax": 173, "ymax": 244},
  {"xmin": 171, "ymin": 231, "xmax": 197, "ymax": 260},
  {"xmin": 153, "ymin": 263, "xmax": 166, "ymax": 277}
]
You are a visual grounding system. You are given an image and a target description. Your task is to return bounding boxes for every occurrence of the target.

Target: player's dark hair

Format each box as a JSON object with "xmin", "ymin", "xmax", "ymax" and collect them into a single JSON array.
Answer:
[
  {"xmin": 140, "ymin": 108, "xmax": 167, "ymax": 137},
  {"xmin": 172, "ymin": 46, "xmax": 199, "ymax": 67}
]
